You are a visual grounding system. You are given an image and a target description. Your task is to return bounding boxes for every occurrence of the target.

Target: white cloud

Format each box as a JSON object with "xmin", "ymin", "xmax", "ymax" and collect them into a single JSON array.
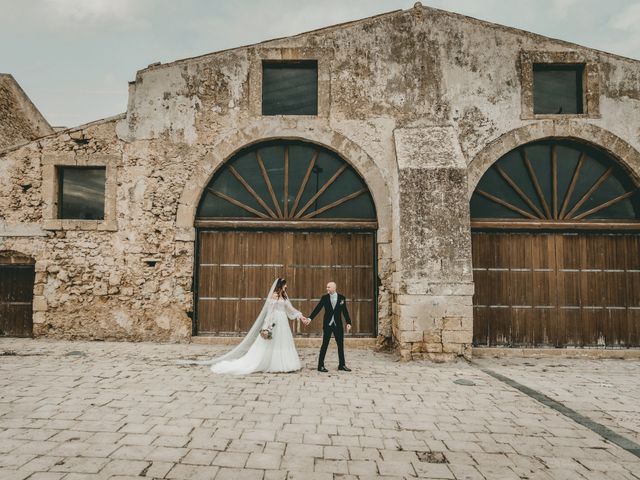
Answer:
[
  {"xmin": 609, "ymin": 2, "xmax": 640, "ymax": 31},
  {"xmin": 42, "ymin": 0, "xmax": 150, "ymax": 27},
  {"xmin": 550, "ymin": 0, "xmax": 582, "ymax": 18}
]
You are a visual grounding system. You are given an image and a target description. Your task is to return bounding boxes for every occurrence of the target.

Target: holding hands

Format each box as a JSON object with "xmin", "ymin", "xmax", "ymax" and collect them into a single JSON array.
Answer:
[{"xmin": 299, "ymin": 315, "xmax": 310, "ymax": 326}]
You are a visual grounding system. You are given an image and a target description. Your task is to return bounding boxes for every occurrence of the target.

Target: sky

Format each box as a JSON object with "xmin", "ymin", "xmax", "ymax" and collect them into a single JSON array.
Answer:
[{"xmin": 1, "ymin": 0, "xmax": 639, "ymax": 128}]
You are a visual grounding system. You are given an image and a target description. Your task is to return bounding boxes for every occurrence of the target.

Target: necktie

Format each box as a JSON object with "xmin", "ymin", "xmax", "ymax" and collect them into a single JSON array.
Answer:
[{"xmin": 329, "ymin": 294, "xmax": 337, "ymax": 326}]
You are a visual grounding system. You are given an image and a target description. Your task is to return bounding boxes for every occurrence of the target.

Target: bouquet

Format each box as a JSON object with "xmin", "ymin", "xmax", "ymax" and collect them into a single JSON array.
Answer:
[{"xmin": 260, "ymin": 322, "xmax": 276, "ymax": 340}]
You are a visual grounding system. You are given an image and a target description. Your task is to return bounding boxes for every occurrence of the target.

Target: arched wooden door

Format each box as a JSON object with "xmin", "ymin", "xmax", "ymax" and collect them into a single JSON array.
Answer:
[
  {"xmin": 195, "ymin": 140, "xmax": 377, "ymax": 337},
  {"xmin": 471, "ymin": 139, "xmax": 640, "ymax": 347}
]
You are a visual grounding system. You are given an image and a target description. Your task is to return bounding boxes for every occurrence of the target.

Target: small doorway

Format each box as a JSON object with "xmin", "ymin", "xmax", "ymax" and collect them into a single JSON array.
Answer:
[{"xmin": 0, "ymin": 252, "xmax": 35, "ymax": 337}]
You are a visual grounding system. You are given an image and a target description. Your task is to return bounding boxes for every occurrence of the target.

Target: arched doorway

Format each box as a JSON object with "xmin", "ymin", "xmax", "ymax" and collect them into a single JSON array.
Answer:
[
  {"xmin": 470, "ymin": 139, "xmax": 640, "ymax": 347},
  {"xmin": 0, "ymin": 251, "xmax": 35, "ymax": 337},
  {"xmin": 194, "ymin": 140, "xmax": 378, "ymax": 337}
]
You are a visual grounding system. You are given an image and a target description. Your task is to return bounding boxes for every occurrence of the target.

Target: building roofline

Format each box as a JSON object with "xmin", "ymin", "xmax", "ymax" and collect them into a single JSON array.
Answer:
[
  {"xmin": 135, "ymin": 3, "xmax": 638, "ymax": 78},
  {"xmin": 0, "ymin": 73, "xmax": 54, "ymax": 145},
  {"xmin": 0, "ymin": 113, "xmax": 125, "ymax": 156},
  {"xmin": 136, "ymin": 8, "xmax": 404, "ymax": 74},
  {"xmin": 420, "ymin": 4, "xmax": 639, "ymax": 63}
]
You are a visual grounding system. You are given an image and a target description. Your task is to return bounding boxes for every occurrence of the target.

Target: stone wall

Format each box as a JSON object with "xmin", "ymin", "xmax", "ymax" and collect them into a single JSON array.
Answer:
[
  {"xmin": 0, "ymin": 120, "xmax": 192, "ymax": 341},
  {"xmin": 392, "ymin": 127, "xmax": 473, "ymax": 361},
  {"xmin": 0, "ymin": 74, "xmax": 53, "ymax": 151},
  {"xmin": 1, "ymin": 5, "xmax": 640, "ymax": 359}
]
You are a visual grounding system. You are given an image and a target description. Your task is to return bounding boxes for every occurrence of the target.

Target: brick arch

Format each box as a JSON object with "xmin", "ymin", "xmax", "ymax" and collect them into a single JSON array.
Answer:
[
  {"xmin": 176, "ymin": 126, "xmax": 393, "ymax": 243},
  {"xmin": 467, "ymin": 121, "xmax": 640, "ymax": 198}
]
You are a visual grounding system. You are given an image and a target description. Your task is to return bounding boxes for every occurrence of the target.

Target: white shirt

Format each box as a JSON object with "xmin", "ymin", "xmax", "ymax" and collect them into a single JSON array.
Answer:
[{"xmin": 329, "ymin": 292, "xmax": 338, "ymax": 326}]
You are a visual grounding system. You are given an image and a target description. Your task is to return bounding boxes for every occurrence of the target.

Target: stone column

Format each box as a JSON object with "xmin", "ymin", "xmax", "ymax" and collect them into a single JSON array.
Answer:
[{"xmin": 392, "ymin": 127, "xmax": 474, "ymax": 361}]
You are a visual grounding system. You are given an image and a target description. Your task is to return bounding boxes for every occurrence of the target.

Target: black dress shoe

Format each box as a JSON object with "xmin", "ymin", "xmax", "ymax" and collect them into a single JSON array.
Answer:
[
  {"xmin": 338, "ymin": 366, "xmax": 351, "ymax": 372},
  {"xmin": 318, "ymin": 366, "xmax": 328, "ymax": 372}
]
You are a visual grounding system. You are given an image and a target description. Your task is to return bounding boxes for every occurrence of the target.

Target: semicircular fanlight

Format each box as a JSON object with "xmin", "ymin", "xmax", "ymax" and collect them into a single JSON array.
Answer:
[
  {"xmin": 471, "ymin": 139, "xmax": 639, "ymax": 222},
  {"xmin": 197, "ymin": 140, "xmax": 376, "ymax": 221}
]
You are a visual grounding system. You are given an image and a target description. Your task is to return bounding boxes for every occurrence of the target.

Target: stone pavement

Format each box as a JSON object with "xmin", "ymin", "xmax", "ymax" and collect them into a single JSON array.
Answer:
[
  {"xmin": 473, "ymin": 357, "xmax": 640, "ymax": 447},
  {"xmin": 0, "ymin": 339, "xmax": 638, "ymax": 480}
]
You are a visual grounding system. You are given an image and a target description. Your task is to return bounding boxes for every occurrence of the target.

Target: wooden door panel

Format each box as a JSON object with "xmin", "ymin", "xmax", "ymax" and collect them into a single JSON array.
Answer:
[
  {"xmin": 472, "ymin": 232, "xmax": 640, "ymax": 347},
  {"xmin": 510, "ymin": 307, "xmax": 531, "ymax": 345},
  {"xmin": 535, "ymin": 308, "xmax": 557, "ymax": 346},
  {"xmin": 473, "ymin": 306, "xmax": 490, "ymax": 345},
  {"xmin": 488, "ymin": 307, "xmax": 511, "ymax": 346},
  {"xmin": 197, "ymin": 230, "xmax": 376, "ymax": 336},
  {"xmin": 603, "ymin": 307, "xmax": 628, "ymax": 346},
  {"xmin": 629, "ymin": 308, "xmax": 640, "ymax": 346},
  {"xmin": 0, "ymin": 265, "xmax": 34, "ymax": 337}
]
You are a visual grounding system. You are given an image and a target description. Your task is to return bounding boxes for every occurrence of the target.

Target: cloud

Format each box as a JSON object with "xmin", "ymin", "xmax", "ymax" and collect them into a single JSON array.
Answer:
[
  {"xmin": 609, "ymin": 2, "xmax": 640, "ymax": 31},
  {"xmin": 41, "ymin": 0, "xmax": 151, "ymax": 28},
  {"xmin": 550, "ymin": 0, "xmax": 582, "ymax": 18}
]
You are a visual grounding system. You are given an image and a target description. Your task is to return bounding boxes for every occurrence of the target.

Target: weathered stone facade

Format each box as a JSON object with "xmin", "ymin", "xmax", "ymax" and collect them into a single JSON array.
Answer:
[
  {"xmin": 0, "ymin": 74, "xmax": 53, "ymax": 151},
  {"xmin": 1, "ymin": 5, "xmax": 639, "ymax": 359}
]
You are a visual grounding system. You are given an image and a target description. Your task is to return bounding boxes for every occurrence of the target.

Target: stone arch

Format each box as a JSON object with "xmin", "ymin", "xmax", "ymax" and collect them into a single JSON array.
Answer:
[
  {"xmin": 0, "ymin": 250, "xmax": 36, "ymax": 265},
  {"xmin": 176, "ymin": 125, "xmax": 393, "ymax": 243},
  {"xmin": 467, "ymin": 121, "xmax": 640, "ymax": 198}
]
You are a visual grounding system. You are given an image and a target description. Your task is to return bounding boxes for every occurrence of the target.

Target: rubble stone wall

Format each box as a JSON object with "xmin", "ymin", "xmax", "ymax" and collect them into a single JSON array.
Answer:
[{"xmin": 2, "ymin": 6, "xmax": 640, "ymax": 359}]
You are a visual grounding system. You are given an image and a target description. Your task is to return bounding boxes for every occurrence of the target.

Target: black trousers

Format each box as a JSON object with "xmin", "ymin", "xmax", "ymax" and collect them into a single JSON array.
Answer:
[{"xmin": 318, "ymin": 324, "xmax": 345, "ymax": 368}]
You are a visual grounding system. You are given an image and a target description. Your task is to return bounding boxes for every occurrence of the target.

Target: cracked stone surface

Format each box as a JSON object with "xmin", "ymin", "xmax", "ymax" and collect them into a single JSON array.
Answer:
[{"xmin": 0, "ymin": 338, "xmax": 639, "ymax": 479}]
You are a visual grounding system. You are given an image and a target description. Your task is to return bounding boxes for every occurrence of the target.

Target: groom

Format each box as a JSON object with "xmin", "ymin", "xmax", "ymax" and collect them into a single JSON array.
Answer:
[{"xmin": 303, "ymin": 281, "xmax": 352, "ymax": 372}]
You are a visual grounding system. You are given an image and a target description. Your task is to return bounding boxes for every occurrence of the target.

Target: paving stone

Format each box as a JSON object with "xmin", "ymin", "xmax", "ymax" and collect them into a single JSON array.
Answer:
[
  {"xmin": 0, "ymin": 339, "xmax": 638, "ymax": 480},
  {"xmin": 314, "ymin": 458, "xmax": 349, "ymax": 474},
  {"xmin": 212, "ymin": 451, "xmax": 249, "ymax": 468},
  {"xmin": 411, "ymin": 461, "xmax": 455, "ymax": 479},
  {"xmin": 215, "ymin": 467, "xmax": 264, "ymax": 479},
  {"xmin": 119, "ymin": 433, "xmax": 156, "ymax": 446},
  {"xmin": 376, "ymin": 460, "xmax": 417, "ymax": 477},
  {"xmin": 100, "ymin": 459, "xmax": 150, "ymax": 476},
  {"xmin": 110, "ymin": 444, "xmax": 156, "ymax": 460},
  {"xmin": 17, "ymin": 456, "xmax": 64, "ymax": 472},
  {"xmin": 21, "ymin": 473, "xmax": 66, "ymax": 480},
  {"xmin": 143, "ymin": 460, "xmax": 175, "ymax": 478},
  {"xmin": 246, "ymin": 452, "xmax": 282, "ymax": 469},
  {"xmin": 180, "ymin": 448, "xmax": 218, "ymax": 465},
  {"xmin": 166, "ymin": 463, "xmax": 220, "ymax": 479},
  {"xmin": 347, "ymin": 459, "xmax": 378, "ymax": 475},
  {"xmin": 49, "ymin": 456, "xmax": 109, "ymax": 473}
]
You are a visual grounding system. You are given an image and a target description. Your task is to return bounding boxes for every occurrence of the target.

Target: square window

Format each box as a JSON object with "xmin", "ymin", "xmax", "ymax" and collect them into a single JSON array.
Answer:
[
  {"xmin": 533, "ymin": 64, "xmax": 584, "ymax": 114},
  {"xmin": 58, "ymin": 167, "xmax": 106, "ymax": 220},
  {"xmin": 262, "ymin": 60, "xmax": 318, "ymax": 115}
]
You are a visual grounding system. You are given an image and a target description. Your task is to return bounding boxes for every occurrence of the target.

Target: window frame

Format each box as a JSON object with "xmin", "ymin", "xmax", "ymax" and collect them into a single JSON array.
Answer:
[
  {"xmin": 57, "ymin": 166, "xmax": 107, "ymax": 220},
  {"xmin": 261, "ymin": 60, "xmax": 319, "ymax": 116},
  {"xmin": 248, "ymin": 47, "xmax": 331, "ymax": 118},
  {"xmin": 532, "ymin": 63, "xmax": 585, "ymax": 115},
  {"xmin": 520, "ymin": 51, "xmax": 600, "ymax": 120},
  {"xmin": 42, "ymin": 152, "xmax": 118, "ymax": 231}
]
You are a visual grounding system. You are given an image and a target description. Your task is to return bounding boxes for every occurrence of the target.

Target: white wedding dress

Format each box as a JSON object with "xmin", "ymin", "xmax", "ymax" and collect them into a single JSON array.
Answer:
[
  {"xmin": 211, "ymin": 295, "xmax": 303, "ymax": 374},
  {"xmin": 179, "ymin": 279, "xmax": 303, "ymax": 375}
]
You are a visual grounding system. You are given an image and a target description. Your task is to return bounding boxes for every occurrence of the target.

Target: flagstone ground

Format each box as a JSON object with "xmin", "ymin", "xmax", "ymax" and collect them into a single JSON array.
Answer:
[{"xmin": 0, "ymin": 338, "xmax": 638, "ymax": 479}]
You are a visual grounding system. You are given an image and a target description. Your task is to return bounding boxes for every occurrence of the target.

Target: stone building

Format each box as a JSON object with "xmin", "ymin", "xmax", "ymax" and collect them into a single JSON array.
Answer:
[
  {"xmin": 0, "ymin": 74, "xmax": 54, "ymax": 151},
  {"xmin": 1, "ymin": 5, "xmax": 639, "ymax": 360}
]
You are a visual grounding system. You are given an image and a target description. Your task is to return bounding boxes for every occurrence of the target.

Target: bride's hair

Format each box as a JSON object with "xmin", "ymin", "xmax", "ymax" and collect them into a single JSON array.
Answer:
[{"xmin": 274, "ymin": 278, "xmax": 288, "ymax": 299}]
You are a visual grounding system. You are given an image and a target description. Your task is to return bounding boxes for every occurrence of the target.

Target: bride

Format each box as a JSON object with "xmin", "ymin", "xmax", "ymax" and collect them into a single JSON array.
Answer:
[{"xmin": 183, "ymin": 278, "xmax": 306, "ymax": 374}]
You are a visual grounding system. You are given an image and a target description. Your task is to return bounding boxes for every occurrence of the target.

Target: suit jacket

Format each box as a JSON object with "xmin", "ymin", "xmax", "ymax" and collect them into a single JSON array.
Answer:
[{"xmin": 309, "ymin": 293, "xmax": 351, "ymax": 329}]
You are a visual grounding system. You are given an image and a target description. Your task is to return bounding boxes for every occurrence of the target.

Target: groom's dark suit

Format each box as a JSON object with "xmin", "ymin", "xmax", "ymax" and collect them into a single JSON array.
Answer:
[{"xmin": 309, "ymin": 293, "xmax": 351, "ymax": 368}]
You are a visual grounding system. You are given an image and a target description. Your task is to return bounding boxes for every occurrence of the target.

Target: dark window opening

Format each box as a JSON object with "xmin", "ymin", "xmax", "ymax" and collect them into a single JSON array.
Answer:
[
  {"xmin": 533, "ymin": 64, "xmax": 584, "ymax": 114},
  {"xmin": 262, "ymin": 60, "xmax": 318, "ymax": 115},
  {"xmin": 58, "ymin": 167, "xmax": 106, "ymax": 220}
]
